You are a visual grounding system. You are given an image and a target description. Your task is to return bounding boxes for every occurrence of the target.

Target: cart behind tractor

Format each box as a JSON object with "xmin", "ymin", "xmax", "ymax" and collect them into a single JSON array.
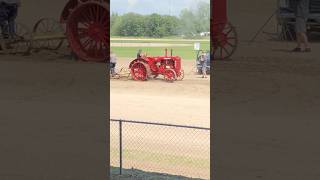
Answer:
[
  {"xmin": 129, "ymin": 49, "xmax": 184, "ymax": 82},
  {"xmin": 0, "ymin": 0, "xmax": 109, "ymax": 62},
  {"xmin": 212, "ymin": 0, "xmax": 238, "ymax": 60}
]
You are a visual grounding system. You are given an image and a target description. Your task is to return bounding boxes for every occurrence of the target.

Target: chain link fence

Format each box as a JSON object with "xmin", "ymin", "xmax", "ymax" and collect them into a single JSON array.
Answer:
[{"xmin": 110, "ymin": 119, "xmax": 210, "ymax": 179}]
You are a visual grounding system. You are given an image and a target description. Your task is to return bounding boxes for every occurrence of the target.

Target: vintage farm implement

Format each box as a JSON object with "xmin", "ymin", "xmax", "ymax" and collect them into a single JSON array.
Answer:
[
  {"xmin": 212, "ymin": 0, "xmax": 238, "ymax": 60},
  {"xmin": 128, "ymin": 49, "xmax": 184, "ymax": 82},
  {"xmin": 0, "ymin": 0, "xmax": 108, "ymax": 62}
]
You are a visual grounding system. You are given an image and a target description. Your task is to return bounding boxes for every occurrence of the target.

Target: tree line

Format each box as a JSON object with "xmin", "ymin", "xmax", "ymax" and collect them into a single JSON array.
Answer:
[{"xmin": 110, "ymin": 2, "xmax": 210, "ymax": 38}]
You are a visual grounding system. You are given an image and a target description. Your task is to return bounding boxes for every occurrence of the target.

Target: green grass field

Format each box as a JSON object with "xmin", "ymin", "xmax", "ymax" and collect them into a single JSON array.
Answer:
[{"xmin": 111, "ymin": 37, "xmax": 210, "ymax": 60}]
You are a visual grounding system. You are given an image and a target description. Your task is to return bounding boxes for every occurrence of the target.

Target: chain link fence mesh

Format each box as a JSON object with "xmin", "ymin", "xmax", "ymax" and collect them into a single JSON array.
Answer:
[{"xmin": 110, "ymin": 119, "xmax": 210, "ymax": 179}]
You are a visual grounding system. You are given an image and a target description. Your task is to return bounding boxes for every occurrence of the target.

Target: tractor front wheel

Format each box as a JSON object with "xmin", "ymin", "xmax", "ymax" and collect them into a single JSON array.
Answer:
[
  {"xmin": 177, "ymin": 69, "xmax": 184, "ymax": 81},
  {"xmin": 163, "ymin": 69, "xmax": 177, "ymax": 82}
]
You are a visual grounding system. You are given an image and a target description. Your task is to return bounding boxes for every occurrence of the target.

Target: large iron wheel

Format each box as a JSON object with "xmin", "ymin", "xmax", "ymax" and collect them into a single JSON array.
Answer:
[
  {"xmin": 212, "ymin": 22, "xmax": 238, "ymax": 60},
  {"xmin": 66, "ymin": 1, "xmax": 108, "ymax": 62}
]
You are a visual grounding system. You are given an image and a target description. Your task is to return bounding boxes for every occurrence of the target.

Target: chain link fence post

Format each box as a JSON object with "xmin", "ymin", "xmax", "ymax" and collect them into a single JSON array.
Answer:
[{"xmin": 119, "ymin": 119, "xmax": 123, "ymax": 175}]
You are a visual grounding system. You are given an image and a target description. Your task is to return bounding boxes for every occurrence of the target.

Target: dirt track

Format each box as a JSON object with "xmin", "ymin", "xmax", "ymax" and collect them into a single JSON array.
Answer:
[
  {"xmin": 110, "ymin": 58, "xmax": 210, "ymax": 179},
  {"xmin": 110, "ymin": 58, "xmax": 210, "ymax": 127}
]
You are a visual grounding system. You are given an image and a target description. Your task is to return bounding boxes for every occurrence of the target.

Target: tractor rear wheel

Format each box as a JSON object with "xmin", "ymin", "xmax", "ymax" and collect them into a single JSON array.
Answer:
[
  {"xmin": 66, "ymin": 1, "xmax": 108, "ymax": 62},
  {"xmin": 130, "ymin": 62, "xmax": 150, "ymax": 81},
  {"xmin": 163, "ymin": 69, "xmax": 177, "ymax": 82}
]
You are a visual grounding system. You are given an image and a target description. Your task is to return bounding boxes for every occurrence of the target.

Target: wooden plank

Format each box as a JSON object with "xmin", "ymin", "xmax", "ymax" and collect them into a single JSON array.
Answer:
[{"xmin": 31, "ymin": 32, "xmax": 66, "ymax": 41}]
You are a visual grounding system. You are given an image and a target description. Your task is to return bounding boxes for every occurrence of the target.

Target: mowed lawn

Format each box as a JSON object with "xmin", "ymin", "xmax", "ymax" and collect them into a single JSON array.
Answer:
[{"xmin": 110, "ymin": 37, "xmax": 210, "ymax": 60}]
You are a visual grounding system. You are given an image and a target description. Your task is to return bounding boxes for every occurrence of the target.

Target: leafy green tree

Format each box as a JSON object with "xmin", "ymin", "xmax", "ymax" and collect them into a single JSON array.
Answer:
[
  {"xmin": 179, "ymin": 9, "xmax": 197, "ymax": 37},
  {"xmin": 179, "ymin": 1, "xmax": 210, "ymax": 37},
  {"xmin": 109, "ymin": 1, "xmax": 209, "ymax": 38},
  {"xmin": 116, "ymin": 13, "xmax": 146, "ymax": 36}
]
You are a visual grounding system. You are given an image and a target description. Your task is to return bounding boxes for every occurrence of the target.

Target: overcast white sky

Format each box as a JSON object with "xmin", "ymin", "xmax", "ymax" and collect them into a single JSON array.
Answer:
[{"xmin": 110, "ymin": 0, "xmax": 210, "ymax": 16}]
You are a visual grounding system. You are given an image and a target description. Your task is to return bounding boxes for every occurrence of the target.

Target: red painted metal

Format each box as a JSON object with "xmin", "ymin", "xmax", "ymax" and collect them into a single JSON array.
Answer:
[
  {"xmin": 61, "ymin": 0, "xmax": 109, "ymax": 62},
  {"xmin": 212, "ymin": 0, "xmax": 227, "ymax": 34},
  {"xmin": 61, "ymin": 0, "xmax": 108, "ymax": 23},
  {"xmin": 211, "ymin": 0, "xmax": 238, "ymax": 60},
  {"xmin": 129, "ymin": 49, "xmax": 184, "ymax": 82}
]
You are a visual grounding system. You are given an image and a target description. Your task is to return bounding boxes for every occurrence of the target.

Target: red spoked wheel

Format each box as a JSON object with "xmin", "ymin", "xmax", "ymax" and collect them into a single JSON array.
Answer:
[
  {"xmin": 212, "ymin": 22, "xmax": 238, "ymax": 60},
  {"xmin": 130, "ymin": 62, "xmax": 150, "ymax": 81},
  {"xmin": 163, "ymin": 69, "xmax": 177, "ymax": 82},
  {"xmin": 66, "ymin": 1, "xmax": 108, "ymax": 62},
  {"xmin": 176, "ymin": 69, "xmax": 184, "ymax": 81}
]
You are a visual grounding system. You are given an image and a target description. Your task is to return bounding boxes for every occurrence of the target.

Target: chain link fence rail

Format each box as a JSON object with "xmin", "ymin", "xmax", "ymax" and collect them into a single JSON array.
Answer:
[{"xmin": 110, "ymin": 119, "xmax": 210, "ymax": 179}]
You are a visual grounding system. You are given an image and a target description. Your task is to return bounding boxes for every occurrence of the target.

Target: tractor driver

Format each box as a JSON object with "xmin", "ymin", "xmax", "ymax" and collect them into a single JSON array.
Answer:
[
  {"xmin": 137, "ymin": 49, "xmax": 142, "ymax": 59},
  {"xmin": 137, "ymin": 49, "xmax": 147, "ymax": 59}
]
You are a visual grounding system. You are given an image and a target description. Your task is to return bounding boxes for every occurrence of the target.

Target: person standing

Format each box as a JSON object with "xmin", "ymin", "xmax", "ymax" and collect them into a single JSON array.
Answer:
[
  {"xmin": 110, "ymin": 51, "xmax": 117, "ymax": 77},
  {"xmin": 4, "ymin": 0, "xmax": 20, "ymax": 39},
  {"xmin": 0, "ymin": 1, "xmax": 9, "ymax": 51},
  {"xmin": 200, "ymin": 53, "xmax": 207, "ymax": 78},
  {"xmin": 0, "ymin": 1, "xmax": 9, "ymax": 39},
  {"xmin": 292, "ymin": 0, "xmax": 311, "ymax": 52}
]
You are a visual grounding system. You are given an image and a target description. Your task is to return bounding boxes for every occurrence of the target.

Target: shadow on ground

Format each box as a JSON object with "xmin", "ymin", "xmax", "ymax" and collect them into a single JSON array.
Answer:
[{"xmin": 110, "ymin": 167, "xmax": 204, "ymax": 180}]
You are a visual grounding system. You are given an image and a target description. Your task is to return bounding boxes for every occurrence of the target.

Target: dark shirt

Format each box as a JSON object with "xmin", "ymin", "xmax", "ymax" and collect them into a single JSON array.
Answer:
[{"xmin": 292, "ymin": 0, "xmax": 309, "ymax": 18}]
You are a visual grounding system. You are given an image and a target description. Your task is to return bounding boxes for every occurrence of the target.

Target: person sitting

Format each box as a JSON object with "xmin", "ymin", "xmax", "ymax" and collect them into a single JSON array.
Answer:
[{"xmin": 137, "ymin": 49, "xmax": 143, "ymax": 59}]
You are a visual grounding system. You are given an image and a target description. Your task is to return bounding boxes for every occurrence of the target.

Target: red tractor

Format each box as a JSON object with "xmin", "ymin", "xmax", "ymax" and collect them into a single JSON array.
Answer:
[{"xmin": 129, "ymin": 49, "xmax": 184, "ymax": 82}]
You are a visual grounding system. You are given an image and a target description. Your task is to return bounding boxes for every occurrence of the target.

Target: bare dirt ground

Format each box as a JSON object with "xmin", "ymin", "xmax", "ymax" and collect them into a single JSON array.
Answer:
[
  {"xmin": 213, "ymin": 0, "xmax": 320, "ymax": 179},
  {"xmin": 0, "ymin": 50, "xmax": 107, "ymax": 180},
  {"xmin": 111, "ymin": 58, "xmax": 210, "ymax": 127},
  {"xmin": 110, "ymin": 58, "xmax": 210, "ymax": 179}
]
